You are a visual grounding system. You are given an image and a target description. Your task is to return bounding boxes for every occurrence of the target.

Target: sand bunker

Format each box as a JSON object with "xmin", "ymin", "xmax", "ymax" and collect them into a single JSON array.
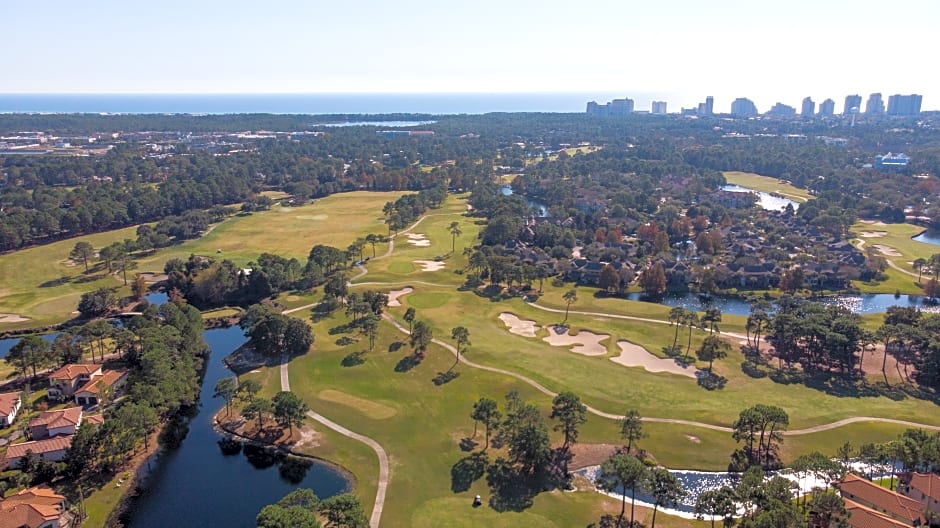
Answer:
[
  {"xmin": 610, "ymin": 341, "xmax": 699, "ymax": 378},
  {"xmin": 387, "ymin": 287, "xmax": 414, "ymax": 307},
  {"xmin": 407, "ymin": 233, "xmax": 431, "ymax": 247},
  {"xmin": 858, "ymin": 231, "xmax": 887, "ymax": 238},
  {"xmin": 413, "ymin": 260, "xmax": 445, "ymax": 272},
  {"xmin": 0, "ymin": 313, "xmax": 30, "ymax": 323},
  {"xmin": 873, "ymin": 244, "xmax": 902, "ymax": 257},
  {"xmin": 543, "ymin": 327, "xmax": 610, "ymax": 356},
  {"xmin": 860, "ymin": 220, "xmax": 888, "ymax": 226},
  {"xmin": 499, "ymin": 313, "xmax": 540, "ymax": 337}
]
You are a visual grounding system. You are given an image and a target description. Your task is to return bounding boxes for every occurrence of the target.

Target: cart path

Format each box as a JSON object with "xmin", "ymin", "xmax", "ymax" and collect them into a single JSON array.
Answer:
[{"xmin": 281, "ymin": 356, "xmax": 389, "ymax": 528}]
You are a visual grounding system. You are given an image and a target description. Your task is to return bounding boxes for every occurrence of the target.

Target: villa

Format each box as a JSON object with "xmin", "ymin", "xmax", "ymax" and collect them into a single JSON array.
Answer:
[
  {"xmin": 28, "ymin": 407, "xmax": 83, "ymax": 440},
  {"xmin": 2, "ymin": 436, "xmax": 73, "ymax": 470},
  {"xmin": 0, "ymin": 485, "xmax": 72, "ymax": 528},
  {"xmin": 0, "ymin": 391, "xmax": 22, "ymax": 427}
]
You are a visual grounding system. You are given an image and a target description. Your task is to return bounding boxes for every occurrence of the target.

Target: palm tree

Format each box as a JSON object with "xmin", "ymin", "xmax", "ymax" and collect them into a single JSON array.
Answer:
[
  {"xmin": 450, "ymin": 326, "xmax": 470, "ymax": 369},
  {"xmin": 448, "ymin": 221, "xmax": 462, "ymax": 253},
  {"xmin": 562, "ymin": 289, "xmax": 578, "ymax": 324}
]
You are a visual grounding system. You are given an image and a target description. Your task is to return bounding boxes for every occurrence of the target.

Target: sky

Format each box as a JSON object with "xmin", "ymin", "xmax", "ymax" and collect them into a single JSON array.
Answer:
[{"xmin": 3, "ymin": 0, "xmax": 939, "ymax": 112}]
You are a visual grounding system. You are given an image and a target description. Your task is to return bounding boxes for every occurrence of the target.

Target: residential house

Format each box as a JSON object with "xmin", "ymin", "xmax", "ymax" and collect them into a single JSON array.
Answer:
[
  {"xmin": 835, "ymin": 473, "xmax": 926, "ymax": 526},
  {"xmin": 0, "ymin": 485, "xmax": 71, "ymax": 528},
  {"xmin": 842, "ymin": 500, "xmax": 913, "ymax": 528},
  {"xmin": 3, "ymin": 435, "xmax": 73, "ymax": 470},
  {"xmin": 73, "ymin": 369, "xmax": 127, "ymax": 407},
  {"xmin": 28, "ymin": 407, "xmax": 82, "ymax": 439},
  {"xmin": 900, "ymin": 472, "xmax": 940, "ymax": 516},
  {"xmin": 47, "ymin": 364, "xmax": 102, "ymax": 401},
  {"xmin": 0, "ymin": 391, "xmax": 22, "ymax": 427}
]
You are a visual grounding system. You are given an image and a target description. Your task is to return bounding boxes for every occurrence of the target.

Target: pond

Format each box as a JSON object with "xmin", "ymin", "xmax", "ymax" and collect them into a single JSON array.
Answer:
[
  {"xmin": 500, "ymin": 185, "xmax": 549, "ymax": 217},
  {"xmin": 624, "ymin": 291, "xmax": 940, "ymax": 316},
  {"xmin": 721, "ymin": 184, "xmax": 801, "ymax": 211},
  {"xmin": 913, "ymin": 230, "xmax": 940, "ymax": 246}
]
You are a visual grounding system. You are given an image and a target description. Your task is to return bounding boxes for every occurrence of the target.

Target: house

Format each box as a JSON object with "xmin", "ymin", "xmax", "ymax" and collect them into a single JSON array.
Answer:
[
  {"xmin": 842, "ymin": 500, "xmax": 913, "ymax": 528},
  {"xmin": 900, "ymin": 472, "xmax": 940, "ymax": 516},
  {"xmin": 0, "ymin": 391, "xmax": 22, "ymax": 427},
  {"xmin": 835, "ymin": 473, "xmax": 926, "ymax": 526},
  {"xmin": 28, "ymin": 407, "xmax": 82, "ymax": 439},
  {"xmin": 47, "ymin": 364, "xmax": 102, "ymax": 401},
  {"xmin": 0, "ymin": 485, "xmax": 71, "ymax": 528},
  {"xmin": 3, "ymin": 435, "xmax": 73, "ymax": 470},
  {"xmin": 73, "ymin": 370, "xmax": 127, "ymax": 407}
]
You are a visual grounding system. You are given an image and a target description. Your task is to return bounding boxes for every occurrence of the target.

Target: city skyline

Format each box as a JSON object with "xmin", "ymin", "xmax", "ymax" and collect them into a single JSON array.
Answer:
[
  {"xmin": 2, "ymin": 0, "xmax": 939, "ymax": 112},
  {"xmin": 588, "ymin": 92, "xmax": 925, "ymax": 116}
]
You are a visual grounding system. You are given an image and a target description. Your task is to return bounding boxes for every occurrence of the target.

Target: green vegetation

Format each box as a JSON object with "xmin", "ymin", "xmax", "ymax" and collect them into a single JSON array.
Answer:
[{"xmin": 722, "ymin": 171, "xmax": 813, "ymax": 202}]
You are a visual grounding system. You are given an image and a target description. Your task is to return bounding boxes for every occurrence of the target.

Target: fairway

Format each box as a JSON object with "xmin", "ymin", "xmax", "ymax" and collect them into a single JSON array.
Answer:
[
  {"xmin": 723, "ymin": 171, "xmax": 813, "ymax": 202},
  {"xmin": 850, "ymin": 221, "xmax": 940, "ymax": 293}
]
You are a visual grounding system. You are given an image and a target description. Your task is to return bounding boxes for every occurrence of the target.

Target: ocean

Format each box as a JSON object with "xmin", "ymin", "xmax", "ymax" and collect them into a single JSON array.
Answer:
[{"xmin": 0, "ymin": 92, "xmax": 670, "ymax": 115}]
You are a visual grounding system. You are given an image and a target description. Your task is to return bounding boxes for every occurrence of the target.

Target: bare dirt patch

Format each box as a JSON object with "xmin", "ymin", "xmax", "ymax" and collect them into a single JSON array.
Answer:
[
  {"xmin": 858, "ymin": 231, "xmax": 887, "ymax": 238},
  {"xmin": 0, "ymin": 313, "xmax": 30, "ymax": 323},
  {"xmin": 610, "ymin": 341, "xmax": 699, "ymax": 378},
  {"xmin": 873, "ymin": 244, "xmax": 903, "ymax": 257},
  {"xmin": 498, "ymin": 312, "xmax": 540, "ymax": 338},
  {"xmin": 413, "ymin": 260, "xmax": 445, "ymax": 272},
  {"xmin": 542, "ymin": 326, "xmax": 610, "ymax": 356},
  {"xmin": 387, "ymin": 287, "xmax": 414, "ymax": 307},
  {"xmin": 569, "ymin": 443, "xmax": 620, "ymax": 470},
  {"xmin": 685, "ymin": 435, "xmax": 701, "ymax": 444},
  {"xmin": 406, "ymin": 233, "xmax": 431, "ymax": 247}
]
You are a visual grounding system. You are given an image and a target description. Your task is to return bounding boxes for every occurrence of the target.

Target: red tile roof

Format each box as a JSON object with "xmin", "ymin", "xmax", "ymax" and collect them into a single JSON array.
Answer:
[
  {"xmin": 0, "ymin": 486, "xmax": 66, "ymax": 528},
  {"xmin": 29, "ymin": 406, "xmax": 82, "ymax": 430},
  {"xmin": 907, "ymin": 472, "xmax": 940, "ymax": 503},
  {"xmin": 48, "ymin": 363, "xmax": 100, "ymax": 381},
  {"xmin": 76, "ymin": 369, "xmax": 127, "ymax": 395},
  {"xmin": 4, "ymin": 435, "xmax": 73, "ymax": 459},
  {"xmin": 84, "ymin": 413, "xmax": 105, "ymax": 426},
  {"xmin": 0, "ymin": 391, "xmax": 20, "ymax": 418},
  {"xmin": 836, "ymin": 473, "xmax": 923, "ymax": 524},
  {"xmin": 843, "ymin": 499, "xmax": 912, "ymax": 528}
]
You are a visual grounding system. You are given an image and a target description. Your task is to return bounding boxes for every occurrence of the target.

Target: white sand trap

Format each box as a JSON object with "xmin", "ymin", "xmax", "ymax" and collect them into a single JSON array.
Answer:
[
  {"xmin": 387, "ymin": 287, "xmax": 414, "ymax": 307},
  {"xmin": 413, "ymin": 260, "xmax": 446, "ymax": 272},
  {"xmin": 543, "ymin": 327, "xmax": 610, "ymax": 356},
  {"xmin": 858, "ymin": 231, "xmax": 887, "ymax": 238},
  {"xmin": 873, "ymin": 244, "xmax": 902, "ymax": 257},
  {"xmin": 610, "ymin": 341, "xmax": 699, "ymax": 378},
  {"xmin": 0, "ymin": 313, "xmax": 30, "ymax": 323},
  {"xmin": 406, "ymin": 233, "xmax": 431, "ymax": 247},
  {"xmin": 499, "ymin": 313, "xmax": 540, "ymax": 338},
  {"xmin": 860, "ymin": 220, "xmax": 888, "ymax": 226}
]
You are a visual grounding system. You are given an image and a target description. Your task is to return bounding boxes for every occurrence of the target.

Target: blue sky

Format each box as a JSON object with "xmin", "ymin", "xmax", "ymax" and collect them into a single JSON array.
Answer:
[{"xmin": 3, "ymin": 0, "xmax": 938, "ymax": 111}]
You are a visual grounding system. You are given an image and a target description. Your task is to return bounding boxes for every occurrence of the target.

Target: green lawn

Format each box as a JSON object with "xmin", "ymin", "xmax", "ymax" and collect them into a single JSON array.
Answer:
[
  {"xmin": 850, "ymin": 221, "xmax": 940, "ymax": 294},
  {"xmin": 722, "ymin": 171, "xmax": 813, "ymax": 202}
]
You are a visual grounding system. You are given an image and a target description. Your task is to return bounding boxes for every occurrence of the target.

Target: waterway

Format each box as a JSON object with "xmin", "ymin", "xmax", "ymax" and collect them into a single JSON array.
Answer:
[
  {"xmin": 913, "ymin": 229, "xmax": 940, "ymax": 246},
  {"xmin": 720, "ymin": 184, "xmax": 801, "ymax": 211}
]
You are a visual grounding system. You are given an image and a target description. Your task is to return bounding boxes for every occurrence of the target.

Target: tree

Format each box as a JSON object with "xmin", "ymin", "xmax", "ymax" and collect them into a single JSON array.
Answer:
[
  {"xmin": 914, "ymin": 257, "xmax": 927, "ymax": 283},
  {"xmin": 70, "ymin": 241, "xmax": 95, "ymax": 273},
  {"xmin": 640, "ymin": 261, "xmax": 667, "ymax": 298},
  {"xmin": 620, "ymin": 409, "xmax": 646, "ymax": 453},
  {"xmin": 450, "ymin": 326, "xmax": 470, "ymax": 369},
  {"xmin": 242, "ymin": 397, "xmax": 274, "ymax": 431},
  {"xmin": 645, "ymin": 467, "xmax": 685, "ymax": 528},
  {"xmin": 77, "ymin": 287, "xmax": 118, "ymax": 318},
  {"xmin": 7, "ymin": 335, "xmax": 53, "ymax": 380},
  {"xmin": 256, "ymin": 488, "xmax": 320, "ymax": 528},
  {"xmin": 213, "ymin": 377, "xmax": 237, "ymax": 416},
  {"xmin": 403, "ymin": 307, "xmax": 416, "ymax": 334},
  {"xmin": 562, "ymin": 289, "xmax": 578, "ymax": 324},
  {"xmin": 449, "ymin": 221, "xmax": 462, "ymax": 253},
  {"xmin": 598, "ymin": 453, "xmax": 647, "ymax": 527},
  {"xmin": 669, "ymin": 306, "xmax": 685, "ymax": 349},
  {"xmin": 694, "ymin": 486, "xmax": 737, "ymax": 528},
  {"xmin": 551, "ymin": 391, "xmax": 587, "ymax": 450},
  {"xmin": 598, "ymin": 264, "xmax": 621, "ymax": 294},
  {"xmin": 471, "ymin": 397, "xmax": 501, "ymax": 450},
  {"xmin": 409, "ymin": 320, "xmax": 433, "ymax": 358},
  {"xmin": 361, "ymin": 314, "xmax": 379, "ymax": 351},
  {"xmin": 696, "ymin": 335, "xmax": 730, "ymax": 372},
  {"xmin": 238, "ymin": 379, "xmax": 262, "ymax": 402},
  {"xmin": 318, "ymin": 493, "xmax": 368, "ymax": 528},
  {"xmin": 684, "ymin": 310, "xmax": 700, "ymax": 358},
  {"xmin": 273, "ymin": 391, "xmax": 309, "ymax": 435},
  {"xmin": 807, "ymin": 490, "xmax": 849, "ymax": 528},
  {"xmin": 925, "ymin": 278, "xmax": 940, "ymax": 299},
  {"xmin": 365, "ymin": 233, "xmax": 382, "ymax": 258},
  {"xmin": 132, "ymin": 273, "xmax": 148, "ymax": 301},
  {"xmin": 702, "ymin": 307, "xmax": 722, "ymax": 335}
]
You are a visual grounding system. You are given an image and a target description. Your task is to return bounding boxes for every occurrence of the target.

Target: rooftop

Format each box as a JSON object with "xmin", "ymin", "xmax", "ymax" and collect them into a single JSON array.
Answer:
[
  {"xmin": 0, "ymin": 391, "xmax": 20, "ymax": 417},
  {"xmin": 49, "ymin": 363, "xmax": 101, "ymax": 381},
  {"xmin": 29, "ymin": 406, "xmax": 82, "ymax": 430},
  {"xmin": 4, "ymin": 435, "xmax": 73, "ymax": 459},
  {"xmin": 836, "ymin": 473, "xmax": 923, "ymax": 524},
  {"xmin": 76, "ymin": 369, "xmax": 127, "ymax": 395}
]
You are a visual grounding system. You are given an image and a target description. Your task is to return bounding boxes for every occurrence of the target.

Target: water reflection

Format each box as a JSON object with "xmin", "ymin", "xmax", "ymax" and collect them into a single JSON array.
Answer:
[{"xmin": 720, "ymin": 184, "xmax": 801, "ymax": 211}]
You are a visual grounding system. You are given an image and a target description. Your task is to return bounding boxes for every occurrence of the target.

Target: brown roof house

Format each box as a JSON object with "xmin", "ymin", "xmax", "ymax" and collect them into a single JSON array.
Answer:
[
  {"xmin": 73, "ymin": 369, "xmax": 127, "ymax": 407},
  {"xmin": 0, "ymin": 485, "xmax": 72, "ymax": 528},
  {"xmin": 0, "ymin": 391, "xmax": 22, "ymax": 427},
  {"xmin": 28, "ymin": 407, "xmax": 83, "ymax": 439},
  {"xmin": 47, "ymin": 364, "xmax": 102, "ymax": 401},
  {"xmin": 900, "ymin": 472, "xmax": 940, "ymax": 517},
  {"xmin": 2, "ymin": 435, "xmax": 73, "ymax": 470},
  {"xmin": 835, "ymin": 473, "xmax": 926, "ymax": 527}
]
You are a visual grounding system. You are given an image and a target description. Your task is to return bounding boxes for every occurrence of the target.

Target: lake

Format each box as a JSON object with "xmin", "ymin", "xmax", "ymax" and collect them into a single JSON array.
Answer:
[
  {"xmin": 626, "ymin": 291, "xmax": 940, "ymax": 316},
  {"xmin": 721, "ymin": 184, "xmax": 801, "ymax": 211},
  {"xmin": 500, "ymin": 185, "xmax": 549, "ymax": 216},
  {"xmin": 913, "ymin": 230, "xmax": 940, "ymax": 246}
]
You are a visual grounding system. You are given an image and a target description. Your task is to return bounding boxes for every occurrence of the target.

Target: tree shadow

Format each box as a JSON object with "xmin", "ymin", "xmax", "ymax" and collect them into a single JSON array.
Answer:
[
  {"xmin": 387, "ymin": 341, "xmax": 404, "ymax": 353},
  {"xmin": 74, "ymin": 274, "xmax": 106, "ymax": 284},
  {"xmin": 242, "ymin": 444, "xmax": 283, "ymax": 469},
  {"xmin": 485, "ymin": 457, "xmax": 542, "ymax": 512},
  {"xmin": 433, "ymin": 371, "xmax": 460, "ymax": 385},
  {"xmin": 450, "ymin": 452, "xmax": 488, "ymax": 493},
  {"xmin": 459, "ymin": 437, "xmax": 479, "ymax": 452},
  {"xmin": 278, "ymin": 456, "xmax": 312, "ymax": 484},
  {"xmin": 697, "ymin": 372, "xmax": 728, "ymax": 390},
  {"xmin": 394, "ymin": 354, "xmax": 422, "ymax": 372},
  {"xmin": 217, "ymin": 437, "xmax": 243, "ymax": 456},
  {"xmin": 39, "ymin": 276, "xmax": 72, "ymax": 288},
  {"xmin": 341, "ymin": 351, "xmax": 367, "ymax": 367}
]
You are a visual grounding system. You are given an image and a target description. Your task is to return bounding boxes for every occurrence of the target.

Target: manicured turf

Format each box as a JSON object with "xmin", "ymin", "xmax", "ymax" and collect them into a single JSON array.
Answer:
[{"xmin": 722, "ymin": 171, "xmax": 813, "ymax": 202}]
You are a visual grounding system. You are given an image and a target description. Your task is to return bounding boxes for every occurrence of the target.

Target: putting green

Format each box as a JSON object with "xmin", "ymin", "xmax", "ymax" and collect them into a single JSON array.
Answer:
[
  {"xmin": 407, "ymin": 292, "xmax": 452, "ymax": 309},
  {"xmin": 388, "ymin": 261, "xmax": 416, "ymax": 274}
]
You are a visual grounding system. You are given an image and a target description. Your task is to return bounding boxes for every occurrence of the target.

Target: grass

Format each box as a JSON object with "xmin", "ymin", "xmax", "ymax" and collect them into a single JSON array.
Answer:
[
  {"xmin": 722, "ymin": 171, "xmax": 813, "ymax": 202},
  {"xmin": 850, "ymin": 222, "xmax": 940, "ymax": 294}
]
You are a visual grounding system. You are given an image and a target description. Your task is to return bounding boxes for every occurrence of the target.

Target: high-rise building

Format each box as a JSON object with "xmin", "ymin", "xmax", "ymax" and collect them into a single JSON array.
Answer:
[
  {"xmin": 866, "ymin": 93, "xmax": 885, "ymax": 115},
  {"xmin": 887, "ymin": 94, "xmax": 923, "ymax": 116},
  {"xmin": 767, "ymin": 102, "xmax": 797, "ymax": 117},
  {"xmin": 651, "ymin": 101, "xmax": 668, "ymax": 114},
  {"xmin": 705, "ymin": 96, "xmax": 714, "ymax": 116},
  {"xmin": 610, "ymin": 97, "xmax": 634, "ymax": 115},
  {"xmin": 819, "ymin": 98, "xmax": 836, "ymax": 117},
  {"xmin": 844, "ymin": 94, "xmax": 862, "ymax": 115},
  {"xmin": 731, "ymin": 97, "xmax": 758, "ymax": 117},
  {"xmin": 801, "ymin": 97, "xmax": 815, "ymax": 118}
]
